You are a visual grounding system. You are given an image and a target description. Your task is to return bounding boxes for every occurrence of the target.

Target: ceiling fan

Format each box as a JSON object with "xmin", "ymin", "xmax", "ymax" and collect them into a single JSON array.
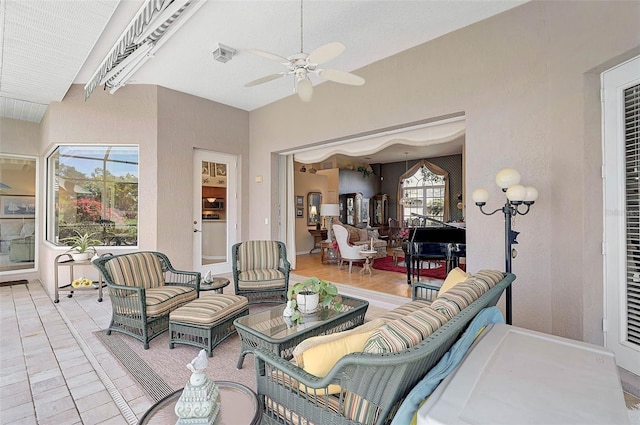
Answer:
[{"xmin": 244, "ymin": 0, "xmax": 365, "ymax": 102}]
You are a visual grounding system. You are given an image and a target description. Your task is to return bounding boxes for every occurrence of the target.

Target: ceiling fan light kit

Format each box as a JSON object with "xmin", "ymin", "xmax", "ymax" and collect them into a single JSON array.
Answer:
[{"xmin": 244, "ymin": 0, "xmax": 365, "ymax": 102}]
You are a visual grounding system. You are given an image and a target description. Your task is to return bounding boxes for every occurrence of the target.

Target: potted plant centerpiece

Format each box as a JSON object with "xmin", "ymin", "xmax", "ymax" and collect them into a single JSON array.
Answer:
[
  {"xmin": 62, "ymin": 230, "xmax": 101, "ymax": 261},
  {"xmin": 286, "ymin": 277, "xmax": 342, "ymax": 324}
]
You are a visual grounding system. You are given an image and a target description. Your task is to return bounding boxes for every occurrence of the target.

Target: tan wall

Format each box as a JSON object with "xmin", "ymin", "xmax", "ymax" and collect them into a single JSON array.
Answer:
[
  {"xmin": 248, "ymin": 1, "xmax": 640, "ymax": 342},
  {"xmin": 7, "ymin": 84, "xmax": 249, "ymax": 290},
  {"xmin": 156, "ymin": 87, "xmax": 249, "ymax": 270}
]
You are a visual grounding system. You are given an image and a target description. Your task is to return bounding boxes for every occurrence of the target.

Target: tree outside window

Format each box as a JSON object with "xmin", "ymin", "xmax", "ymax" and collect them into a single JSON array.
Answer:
[
  {"xmin": 48, "ymin": 146, "xmax": 139, "ymax": 246},
  {"xmin": 401, "ymin": 165, "xmax": 446, "ymax": 225}
]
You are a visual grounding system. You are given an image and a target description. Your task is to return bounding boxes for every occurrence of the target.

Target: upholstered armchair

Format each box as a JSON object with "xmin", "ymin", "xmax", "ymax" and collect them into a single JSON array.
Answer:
[
  {"xmin": 93, "ymin": 251, "xmax": 200, "ymax": 349},
  {"xmin": 333, "ymin": 224, "xmax": 368, "ymax": 273},
  {"xmin": 232, "ymin": 240, "xmax": 290, "ymax": 304},
  {"xmin": 9, "ymin": 235, "xmax": 35, "ymax": 262}
]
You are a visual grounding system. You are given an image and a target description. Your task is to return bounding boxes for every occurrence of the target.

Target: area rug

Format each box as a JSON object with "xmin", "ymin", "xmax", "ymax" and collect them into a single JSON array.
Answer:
[
  {"xmin": 95, "ymin": 325, "xmax": 257, "ymax": 402},
  {"xmin": 371, "ymin": 256, "xmax": 464, "ymax": 279}
]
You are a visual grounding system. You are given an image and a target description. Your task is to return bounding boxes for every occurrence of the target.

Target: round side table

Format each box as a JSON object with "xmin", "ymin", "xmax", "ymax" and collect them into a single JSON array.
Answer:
[
  {"xmin": 199, "ymin": 277, "xmax": 230, "ymax": 293},
  {"xmin": 139, "ymin": 381, "xmax": 261, "ymax": 424},
  {"xmin": 359, "ymin": 250, "xmax": 377, "ymax": 276}
]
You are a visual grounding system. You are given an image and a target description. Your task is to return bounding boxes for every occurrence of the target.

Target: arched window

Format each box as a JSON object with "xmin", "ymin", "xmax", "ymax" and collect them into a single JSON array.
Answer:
[{"xmin": 397, "ymin": 160, "xmax": 450, "ymax": 225}]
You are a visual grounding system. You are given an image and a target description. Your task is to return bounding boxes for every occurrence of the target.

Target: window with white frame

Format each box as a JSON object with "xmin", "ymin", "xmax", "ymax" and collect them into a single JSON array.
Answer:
[
  {"xmin": 401, "ymin": 166, "xmax": 445, "ymax": 225},
  {"xmin": 47, "ymin": 146, "xmax": 139, "ymax": 247}
]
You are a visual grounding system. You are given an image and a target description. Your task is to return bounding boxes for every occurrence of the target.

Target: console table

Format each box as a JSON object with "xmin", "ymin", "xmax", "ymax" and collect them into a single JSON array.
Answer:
[{"xmin": 307, "ymin": 229, "xmax": 327, "ymax": 254}]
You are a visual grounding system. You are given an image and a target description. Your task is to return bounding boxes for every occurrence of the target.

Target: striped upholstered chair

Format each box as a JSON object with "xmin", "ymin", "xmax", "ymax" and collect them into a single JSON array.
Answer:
[
  {"xmin": 92, "ymin": 251, "xmax": 200, "ymax": 349},
  {"xmin": 232, "ymin": 240, "xmax": 290, "ymax": 304}
]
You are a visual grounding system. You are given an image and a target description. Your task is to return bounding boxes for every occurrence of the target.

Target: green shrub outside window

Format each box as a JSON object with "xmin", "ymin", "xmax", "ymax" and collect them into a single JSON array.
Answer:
[{"xmin": 48, "ymin": 146, "xmax": 139, "ymax": 247}]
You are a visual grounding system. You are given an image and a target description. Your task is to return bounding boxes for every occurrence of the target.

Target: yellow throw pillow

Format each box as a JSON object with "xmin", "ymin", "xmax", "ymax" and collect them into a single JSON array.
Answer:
[
  {"xmin": 438, "ymin": 267, "xmax": 470, "ymax": 296},
  {"xmin": 300, "ymin": 330, "xmax": 374, "ymax": 378}
]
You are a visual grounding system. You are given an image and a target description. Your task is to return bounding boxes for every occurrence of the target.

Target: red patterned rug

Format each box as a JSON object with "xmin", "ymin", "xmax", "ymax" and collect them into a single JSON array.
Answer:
[{"xmin": 371, "ymin": 256, "xmax": 464, "ymax": 279}]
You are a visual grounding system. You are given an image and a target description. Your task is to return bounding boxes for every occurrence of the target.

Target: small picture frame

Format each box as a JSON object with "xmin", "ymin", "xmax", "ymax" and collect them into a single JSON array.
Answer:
[
  {"xmin": 202, "ymin": 162, "xmax": 210, "ymax": 176},
  {"xmin": 296, "ymin": 195, "xmax": 304, "ymax": 206},
  {"xmin": 296, "ymin": 206, "xmax": 304, "ymax": 218},
  {"xmin": 215, "ymin": 163, "xmax": 227, "ymax": 177}
]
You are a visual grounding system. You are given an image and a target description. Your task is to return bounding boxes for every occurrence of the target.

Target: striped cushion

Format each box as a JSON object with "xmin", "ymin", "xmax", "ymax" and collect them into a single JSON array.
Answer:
[
  {"xmin": 238, "ymin": 269, "xmax": 285, "ymax": 285},
  {"xmin": 343, "ymin": 391, "xmax": 379, "ymax": 424},
  {"xmin": 169, "ymin": 294, "xmax": 248, "ymax": 326},
  {"xmin": 264, "ymin": 393, "xmax": 341, "ymax": 424},
  {"xmin": 144, "ymin": 286, "xmax": 197, "ymax": 317},
  {"xmin": 104, "ymin": 252, "xmax": 165, "ymax": 289},
  {"xmin": 475, "ymin": 269, "xmax": 504, "ymax": 288},
  {"xmin": 237, "ymin": 241, "xmax": 281, "ymax": 271},
  {"xmin": 377, "ymin": 300, "xmax": 432, "ymax": 321},
  {"xmin": 402, "ymin": 307, "xmax": 449, "ymax": 340},
  {"xmin": 363, "ymin": 307, "xmax": 449, "ymax": 354},
  {"xmin": 431, "ymin": 281, "xmax": 483, "ymax": 320}
]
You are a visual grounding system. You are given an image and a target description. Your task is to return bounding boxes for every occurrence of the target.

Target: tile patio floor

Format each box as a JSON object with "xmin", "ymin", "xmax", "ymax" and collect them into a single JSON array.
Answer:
[{"xmin": 1, "ymin": 280, "xmax": 151, "ymax": 424}]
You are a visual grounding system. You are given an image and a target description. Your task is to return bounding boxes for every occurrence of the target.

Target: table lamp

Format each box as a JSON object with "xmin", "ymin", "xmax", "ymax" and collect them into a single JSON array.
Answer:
[{"xmin": 320, "ymin": 203, "xmax": 340, "ymax": 241}]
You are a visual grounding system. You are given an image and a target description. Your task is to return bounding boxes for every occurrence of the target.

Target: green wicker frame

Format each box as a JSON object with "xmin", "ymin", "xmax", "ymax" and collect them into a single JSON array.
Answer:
[
  {"xmin": 232, "ymin": 240, "xmax": 291, "ymax": 304},
  {"xmin": 255, "ymin": 273, "xmax": 516, "ymax": 425},
  {"xmin": 92, "ymin": 251, "xmax": 200, "ymax": 349},
  {"xmin": 169, "ymin": 303, "xmax": 249, "ymax": 357}
]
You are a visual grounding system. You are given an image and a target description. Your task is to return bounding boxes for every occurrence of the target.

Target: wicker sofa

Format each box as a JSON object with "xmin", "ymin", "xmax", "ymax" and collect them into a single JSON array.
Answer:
[{"xmin": 255, "ymin": 270, "xmax": 516, "ymax": 425}]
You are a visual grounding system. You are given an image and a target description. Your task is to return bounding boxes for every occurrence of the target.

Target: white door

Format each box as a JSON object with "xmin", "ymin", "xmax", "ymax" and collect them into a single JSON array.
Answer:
[
  {"xmin": 193, "ymin": 150, "xmax": 238, "ymax": 275},
  {"xmin": 603, "ymin": 56, "xmax": 640, "ymax": 375}
]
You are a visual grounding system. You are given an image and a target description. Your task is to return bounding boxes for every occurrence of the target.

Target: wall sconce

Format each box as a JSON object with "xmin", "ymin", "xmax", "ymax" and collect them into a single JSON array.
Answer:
[{"xmin": 472, "ymin": 168, "xmax": 538, "ymax": 325}]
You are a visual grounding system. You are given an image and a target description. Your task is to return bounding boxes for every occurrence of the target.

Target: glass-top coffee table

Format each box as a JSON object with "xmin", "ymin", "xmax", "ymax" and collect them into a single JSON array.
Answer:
[
  {"xmin": 234, "ymin": 295, "xmax": 369, "ymax": 368},
  {"xmin": 138, "ymin": 381, "xmax": 260, "ymax": 424}
]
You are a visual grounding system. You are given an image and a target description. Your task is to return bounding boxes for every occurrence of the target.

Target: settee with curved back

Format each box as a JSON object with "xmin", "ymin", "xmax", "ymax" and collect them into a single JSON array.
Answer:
[{"xmin": 0, "ymin": 220, "xmax": 35, "ymax": 262}]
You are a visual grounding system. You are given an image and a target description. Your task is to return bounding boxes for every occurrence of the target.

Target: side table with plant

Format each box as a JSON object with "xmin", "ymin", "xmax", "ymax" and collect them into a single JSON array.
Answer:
[
  {"xmin": 61, "ymin": 230, "xmax": 101, "ymax": 261},
  {"xmin": 285, "ymin": 277, "xmax": 342, "ymax": 324}
]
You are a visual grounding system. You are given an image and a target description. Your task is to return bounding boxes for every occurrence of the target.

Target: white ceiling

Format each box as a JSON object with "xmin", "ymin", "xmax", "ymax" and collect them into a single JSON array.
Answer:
[{"xmin": 1, "ymin": 0, "xmax": 527, "ymax": 124}]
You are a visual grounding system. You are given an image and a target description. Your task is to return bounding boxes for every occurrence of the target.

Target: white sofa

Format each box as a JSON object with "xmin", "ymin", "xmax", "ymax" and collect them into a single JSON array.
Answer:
[{"xmin": 0, "ymin": 220, "xmax": 35, "ymax": 261}]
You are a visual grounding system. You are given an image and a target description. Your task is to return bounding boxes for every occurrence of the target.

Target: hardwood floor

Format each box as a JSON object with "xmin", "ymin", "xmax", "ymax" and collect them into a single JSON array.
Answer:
[{"xmin": 292, "ymin": 252, "xmax": 444, "ymax": 299}]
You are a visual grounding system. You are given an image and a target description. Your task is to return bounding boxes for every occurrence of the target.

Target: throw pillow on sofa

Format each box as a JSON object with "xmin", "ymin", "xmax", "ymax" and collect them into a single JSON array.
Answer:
[{"xmin": 438, "ymin": 267, "xmax": 471, "ymax": 296}]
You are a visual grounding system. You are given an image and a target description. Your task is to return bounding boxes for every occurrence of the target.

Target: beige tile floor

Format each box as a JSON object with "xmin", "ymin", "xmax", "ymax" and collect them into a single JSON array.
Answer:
[{"xmin": 0, "ymin": 280, "xmax": 152, "ymax": 424}]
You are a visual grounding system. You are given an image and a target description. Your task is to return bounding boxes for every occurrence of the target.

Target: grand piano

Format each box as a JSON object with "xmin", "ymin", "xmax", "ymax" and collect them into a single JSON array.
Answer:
[{"xmin": 403, "ymin": 215, "xmax": 466, "ymax": 285}]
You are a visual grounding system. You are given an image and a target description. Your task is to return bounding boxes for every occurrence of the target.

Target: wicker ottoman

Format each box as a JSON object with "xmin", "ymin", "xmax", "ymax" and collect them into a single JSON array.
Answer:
[{"xmin": 169, "ymin": 294, "xmax": 249, "ymax": 357}]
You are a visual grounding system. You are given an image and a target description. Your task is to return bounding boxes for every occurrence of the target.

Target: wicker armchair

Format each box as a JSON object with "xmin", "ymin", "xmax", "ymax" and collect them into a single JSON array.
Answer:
[
  {"xmin": 93, "ymin": 251, "xmax": 200, "ymax": 349},
  {"xmin": 232, "ymin": 240, "xmax": 290, "ymax": 304}
]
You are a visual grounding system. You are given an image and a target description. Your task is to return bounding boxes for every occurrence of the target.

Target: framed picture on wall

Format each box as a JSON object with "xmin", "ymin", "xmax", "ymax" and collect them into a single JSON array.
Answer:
[
  {"xmin": 215, "ymin": 163, "xmax": 226, "ymax": 177},
  {"xmin": 296, "ymin": 206, "xmax": 304, "ymax": 218},
  {"xmin": 0, "ymin": 195, "xmax": 36, "ymax": 218},
  {"xmin": 296, "ymin": 195, "xmax": 304, "ymax": 206},
  {"xmin": 202, "ymin": 162, "xmax": 210, "ymax": 176}
]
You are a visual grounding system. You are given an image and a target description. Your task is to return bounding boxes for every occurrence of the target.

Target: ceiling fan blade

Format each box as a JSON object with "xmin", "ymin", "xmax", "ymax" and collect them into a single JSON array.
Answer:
[
  {"xmin": 319, "ymin": 69, "xmax": 365, "ymax": 86},
  {"xmin": 246, "ymin": 48, "xmax": 289, "ymax": 63},
  {"xmin": 244, "ymin": 73, "xmax": 285, "ymax": 87},
  {"xmin": 296, "ymin": 77, "xmax": 313, "ymax": 102},
  {"xmin": 308, "ymin": 42, "xmax": 345, "ymax": 65}
]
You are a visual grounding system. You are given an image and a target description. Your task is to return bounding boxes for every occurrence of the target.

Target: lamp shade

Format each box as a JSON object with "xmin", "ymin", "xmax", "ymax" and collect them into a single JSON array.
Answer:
[
  {"xmin": 472, "ymin": 188, "xmax": 489, "ymax": 204},
  {"xmin": 310, "ymin": 206, "xmax": 318, "ymax": 215},
  {"xmin": 506, "ymin": 184, "xmax": 526, "ymax": 202},
  {"xmin": 524, "ymin": 186, "xmax": 539, "ymax": 202},
  {"xmin": 495, "ymin": 168, "xmax": 521, "ymax": 189},
  {"xmin": 320, "ymin": 203, "xmax": 340, "ymax": 217},
  {"xmin": 297, "ymin": 77, "xmax": 313, "ymax": 102}
]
